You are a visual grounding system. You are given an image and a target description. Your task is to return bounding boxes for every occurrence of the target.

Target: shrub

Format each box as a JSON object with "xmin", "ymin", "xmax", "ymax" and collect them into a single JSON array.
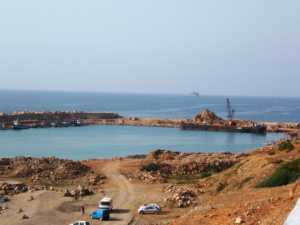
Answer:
[
  {"xmin": 141, "ymin": 162, "xmax": 160, "ymax": 172},
  {"xmin": 256, "ymin": 158, "xmax": 300, "ymax": 188},
  {"xmin": 278, "ymin": 140, "xmax": 294, "ymax": 152},
  {"xmin": 216, "ymin": 182, "xmax": 227, "ymax": 192}
]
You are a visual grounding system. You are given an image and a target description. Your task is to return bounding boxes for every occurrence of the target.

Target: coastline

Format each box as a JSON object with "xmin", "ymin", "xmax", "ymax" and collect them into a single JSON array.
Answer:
[
  {"xmin": 1, "ymin": 137, "xmax": 300, "ymax": 225},
  {"xmin": 1, "ymin": 110, "xmax": 299, "ymax": 134}
]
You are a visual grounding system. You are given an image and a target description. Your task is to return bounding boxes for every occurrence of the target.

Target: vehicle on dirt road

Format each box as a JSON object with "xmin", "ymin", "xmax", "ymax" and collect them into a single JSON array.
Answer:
[
  {"xmin": 69, "ymin": 221, "xmax": 91, "ymax": 225},
  {"xmin": 90, "ymin": 208, "xmax": 110, "ymax": 220},
  {"xmin": 138, "ymin": 203, "xmax": 161, "ymax": 214},
  {"xmin": 0, "ymin": 196, "xmax": 9, "ymax": 203},
  {"xmin": 98, "ymin": 197, "xmax": 113, "ymax": 211}
]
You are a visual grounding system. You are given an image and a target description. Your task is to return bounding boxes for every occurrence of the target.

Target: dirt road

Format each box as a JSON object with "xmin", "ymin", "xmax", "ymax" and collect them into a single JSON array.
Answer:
[{"xmin": 100, "ymin": 160, "xmax": 136, "ymax": 225}]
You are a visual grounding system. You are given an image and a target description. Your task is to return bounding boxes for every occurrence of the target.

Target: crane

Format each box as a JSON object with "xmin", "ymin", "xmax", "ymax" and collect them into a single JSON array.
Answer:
[{"xmin": 226, "ymin": 98, "xmax": 235, "ymax": 120}]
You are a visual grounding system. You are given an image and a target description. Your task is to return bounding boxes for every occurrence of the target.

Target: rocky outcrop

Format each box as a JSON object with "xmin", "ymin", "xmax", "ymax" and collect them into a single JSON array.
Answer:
[{"xmin": 193, "ymin": 109, "xmax": 223, "ymax": 123}]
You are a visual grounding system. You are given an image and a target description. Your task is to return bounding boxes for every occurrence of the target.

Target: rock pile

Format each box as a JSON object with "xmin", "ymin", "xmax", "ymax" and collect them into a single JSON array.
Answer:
[
  {"xmin": 193, "ymin": 109, "xmax": 223, "ymax": 123},
  {"xmin": 64, "ymin": 185, "xmax": 94, "ymax": 198},
  {"xmin": 164, "ymin": 185, "xmax": 198, "ymax": 208},
  {"xmin": 144, "ymin": 150, "xmax": 242, "ymax": 176},
  {"xmin": 0, "ymin": 183, "xmax": 28, "ymax": 195},
  {"xmin": 127, "ymin": 172, "xmax": 166, "ymax": 184},
  {"xmin": 0, "ymin": 157, "xmax": 91, "ymax": 183},
  {"xmin": 88, "ymin": 174, "xmax": 106, "ymax": 186}
]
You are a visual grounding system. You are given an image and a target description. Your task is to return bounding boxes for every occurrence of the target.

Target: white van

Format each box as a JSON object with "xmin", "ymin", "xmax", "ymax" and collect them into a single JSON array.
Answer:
[{"xmin": 98, "ymin": 197, "xmax": 113, "ymax": 211}]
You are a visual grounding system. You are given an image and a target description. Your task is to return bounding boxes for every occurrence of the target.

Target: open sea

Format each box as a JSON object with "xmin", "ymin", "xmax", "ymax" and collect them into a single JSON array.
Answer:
[{"xmin": 0, "ymin": 90, "xmax": 296, "ymax": 159}]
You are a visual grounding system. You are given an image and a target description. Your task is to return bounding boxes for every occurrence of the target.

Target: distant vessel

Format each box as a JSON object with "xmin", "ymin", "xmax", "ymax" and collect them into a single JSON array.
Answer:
[{"xmin": 191, "ymin": 91, "xmax": 200, "ymax": 97}]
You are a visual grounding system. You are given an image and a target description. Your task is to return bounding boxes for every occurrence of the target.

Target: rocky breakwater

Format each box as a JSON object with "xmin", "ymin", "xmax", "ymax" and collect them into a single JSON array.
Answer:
[
  {"xmin": 0, "ymin": 157, "xmax": 91, "ymax": 185},
  {"xmin": 0, "ymin": 111, "xmax": 122, "ymax": 129},
  {"xmin": 90, "ymin": 117, "xmax": 185, "ymax": 128}
]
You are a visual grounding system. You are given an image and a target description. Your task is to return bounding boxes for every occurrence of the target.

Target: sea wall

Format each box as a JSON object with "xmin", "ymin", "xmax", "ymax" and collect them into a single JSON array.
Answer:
[{"xmin": 0, "ymin": 111, "xmax": 122, "ymax": 128}]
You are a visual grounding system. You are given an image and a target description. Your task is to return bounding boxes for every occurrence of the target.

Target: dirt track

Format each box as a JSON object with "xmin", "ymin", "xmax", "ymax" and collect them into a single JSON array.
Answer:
[{"xmin": 100, "ymin": 160, "xmax": 135, "ymax": 225}]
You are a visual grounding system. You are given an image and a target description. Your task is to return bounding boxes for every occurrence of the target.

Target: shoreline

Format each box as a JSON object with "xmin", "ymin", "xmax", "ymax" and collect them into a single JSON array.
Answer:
[{"xmin": 0, "ymin": 110, "xmax": 299, "ymax": 134}]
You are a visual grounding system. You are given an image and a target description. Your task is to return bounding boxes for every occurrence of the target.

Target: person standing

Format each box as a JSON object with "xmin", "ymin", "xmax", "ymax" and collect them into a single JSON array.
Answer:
[{"xmin": 80, "ymin": 205, "xmax": 85, "ymax": 215}]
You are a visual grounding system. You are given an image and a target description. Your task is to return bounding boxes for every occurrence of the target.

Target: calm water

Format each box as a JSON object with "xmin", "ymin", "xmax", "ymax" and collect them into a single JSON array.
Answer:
[
  {"xmin": 1, "ymin": 90, "xmax": 300, "ymax": 122},
  {"xmin": 0, "ymin": 125, "xmax": 283, "ymax": 160},
  {"xmin": 0, "ymin": 90, "xmax": 292, "ymax": 159}
]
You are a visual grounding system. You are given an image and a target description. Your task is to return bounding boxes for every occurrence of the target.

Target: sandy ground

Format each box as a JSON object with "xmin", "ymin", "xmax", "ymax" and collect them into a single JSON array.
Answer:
[{"xmin": 0, "ymin": 160, "xmax": 169, "ymax": 225}]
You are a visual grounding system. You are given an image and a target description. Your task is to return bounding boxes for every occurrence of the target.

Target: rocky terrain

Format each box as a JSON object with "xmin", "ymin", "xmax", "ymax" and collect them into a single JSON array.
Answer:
[
  {"xmin": 0, "ymin": 157, "xmax": 92, "ymax": 185},
  {"xmin": 122, "ymin": 149, "xmax": 243, "ymax": 184}
]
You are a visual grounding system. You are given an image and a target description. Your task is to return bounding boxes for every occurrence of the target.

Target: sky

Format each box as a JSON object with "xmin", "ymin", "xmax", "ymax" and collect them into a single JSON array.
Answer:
[{"xmin": 0, "ymin": 1, "xmax": 299, "ymax": 97}]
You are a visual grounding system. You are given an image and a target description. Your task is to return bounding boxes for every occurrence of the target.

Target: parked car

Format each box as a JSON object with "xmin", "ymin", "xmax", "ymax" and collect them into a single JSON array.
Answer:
[
  {"xmin": 138, "ymin": 203, "xmax": 161, "ymax": 214},
  {"xmin": 98, "ymin": 197, "xmax": 113, "ymax": 211},
  {"xmin": 90, "ymin": 208, "xmax": 110, "ymax": 221},
  {"xmin": 0, "ymin": 196, "xmax": 9, "ymax": 204},
  {"xmin": 69, "ymin": 221, "xmax": 91, "ymax": 225}
]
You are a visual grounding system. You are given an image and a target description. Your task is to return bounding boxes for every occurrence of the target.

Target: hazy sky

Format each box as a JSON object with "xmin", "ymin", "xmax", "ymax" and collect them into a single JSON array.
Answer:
[{"xmin": 0, "ymin": 1, "xmax": 299, "ymax": 97}]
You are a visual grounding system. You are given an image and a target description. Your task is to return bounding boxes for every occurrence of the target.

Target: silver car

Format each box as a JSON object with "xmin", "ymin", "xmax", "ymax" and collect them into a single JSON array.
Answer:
[{"xmin": 138, "ymin": 203, "xmax": 161, "ymax": 214}]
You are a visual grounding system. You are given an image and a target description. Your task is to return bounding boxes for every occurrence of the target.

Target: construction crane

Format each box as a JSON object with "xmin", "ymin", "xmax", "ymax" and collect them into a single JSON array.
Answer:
[{"xmin": 226, "ymin": 98, "xmax": 235, "ymax": 120}]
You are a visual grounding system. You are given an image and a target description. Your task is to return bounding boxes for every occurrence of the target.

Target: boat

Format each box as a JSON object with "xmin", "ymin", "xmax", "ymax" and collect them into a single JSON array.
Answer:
[
  {"xmin": 180, "ymin": 122, "xmax": 267, "ymax": 134},
  {"xmin": 12, "ymin": 120, "xmax": 29, "ymax": 130}
]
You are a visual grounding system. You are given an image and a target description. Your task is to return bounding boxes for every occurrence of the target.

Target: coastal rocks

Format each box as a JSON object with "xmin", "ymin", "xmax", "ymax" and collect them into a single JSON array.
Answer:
[{"xmin": 0, "ymin": 183, "xmax": 28, "ymax": 195}]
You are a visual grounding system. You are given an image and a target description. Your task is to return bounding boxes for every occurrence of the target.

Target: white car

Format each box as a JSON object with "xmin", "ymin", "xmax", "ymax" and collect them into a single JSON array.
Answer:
[
  {"xmin": 138, "ymin": 203, "xmax": 161, "ymax": 214},
  {"xmin": 98, "ymin": 197, "xmax": 113, "ymax": 211},
  {"xmin": 69, "ymin": 221, "xmax": 91, "ymax": 225}
]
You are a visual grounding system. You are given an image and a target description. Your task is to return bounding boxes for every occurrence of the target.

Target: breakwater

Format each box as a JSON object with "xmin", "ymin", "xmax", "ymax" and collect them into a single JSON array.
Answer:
[
  {"xmin": 0, "ymin": 111, "xmax": 299, "ymax": 135},
  {"xmin": 0, "ymin": 111, "xmax": 122, "ymax": 129}
]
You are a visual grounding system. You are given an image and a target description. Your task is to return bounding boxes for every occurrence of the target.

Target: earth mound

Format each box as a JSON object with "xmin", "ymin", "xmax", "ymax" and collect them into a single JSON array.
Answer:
[{"xmin": 193, "ymin": 109, "xmax": 223, "ymax": 123}]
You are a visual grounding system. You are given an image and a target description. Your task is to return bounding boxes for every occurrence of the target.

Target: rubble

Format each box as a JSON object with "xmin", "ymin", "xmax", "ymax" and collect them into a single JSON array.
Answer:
[
  {"xmin": 0, "ymin": 157, "xmax": 91, "ymax": 184},
  {"xmin": 63, "ymin": 185, "xmax": 94, "ymax": 198},
  {"xmin": 88, "ymin": 174, "xmax": 106, "ymax": 185},
  {"xmin": 164, "ymin": 185, "xmax": 198, "ymax": 208},
  {"xmin": 126, "ymin": 171, "xmax": 166, "ymax": 184},
  {"xmin": 144, "ymin": 150, "xmax": 242, "ymax": 176},
  {"xmin": 0, "ymin": 183, "xmax": 28, "ymax": 195}
]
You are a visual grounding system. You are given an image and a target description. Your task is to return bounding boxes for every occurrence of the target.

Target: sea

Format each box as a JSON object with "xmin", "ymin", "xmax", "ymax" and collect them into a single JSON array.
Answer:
[{"xmin": 0, "ymin": 90, "xmax": 298, "ymax": 159}]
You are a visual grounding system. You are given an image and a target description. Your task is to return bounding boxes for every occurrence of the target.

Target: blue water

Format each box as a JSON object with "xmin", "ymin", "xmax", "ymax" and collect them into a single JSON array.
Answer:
[
  {"xmin": 0, "ymin": 90, "xmax": 300, "ymax": 122},
  {"xmin": 0, "ymin": 90, "xmax": 291, "ymax": 159},
  {"xmin": 0, "ymin": 125, "xmax": 282, "ymax": 160}
]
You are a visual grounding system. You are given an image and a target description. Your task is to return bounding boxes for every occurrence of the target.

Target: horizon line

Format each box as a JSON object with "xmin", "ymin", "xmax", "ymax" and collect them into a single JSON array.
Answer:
[{"xmin": 0, "ymin": 88, "xmax": 299, "ymax": 99}]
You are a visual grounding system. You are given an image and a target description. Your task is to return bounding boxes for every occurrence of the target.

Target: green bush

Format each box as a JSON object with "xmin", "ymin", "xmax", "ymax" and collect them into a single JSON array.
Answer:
[
  {"xmin": 256, "ymin": 158, "xmax": 300, "ymax": 188},
  {"xmin": 141, "ymin": 162, "xmax": 160, "ymax": 172},
  {"xmin": 278, "ymin": 140, "xmax": 294, "ymax": 152}
]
